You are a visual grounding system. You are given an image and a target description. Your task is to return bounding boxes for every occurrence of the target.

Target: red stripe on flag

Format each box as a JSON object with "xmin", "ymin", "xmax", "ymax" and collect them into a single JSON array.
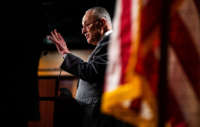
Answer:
[
  {"xmin": 134, "ymin": 0, "xmax": 162, "ymax": 95},
  {"xmin": 170, "ymin": 13, "xmax": 200, "ymax": 100},
  {"xmin": 166, "ymin": 88, "xmax": 187, "ymax": 127},
  {"xmin": 120, "ymin": 0, "xmax": 132, "ymax": 84},
  {"xmin": 135, "ymin": 47, "xmax": 160, "ymax": 95},
  {"xmin": 140, "ymin": 0, "xmax": 162, "ymax": 42}
]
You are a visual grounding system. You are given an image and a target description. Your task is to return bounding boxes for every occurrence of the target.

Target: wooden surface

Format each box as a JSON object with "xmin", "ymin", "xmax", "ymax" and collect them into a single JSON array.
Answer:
[{"xmin": 28, "ymin": 50, "xmax": 91, "ymax": 127}]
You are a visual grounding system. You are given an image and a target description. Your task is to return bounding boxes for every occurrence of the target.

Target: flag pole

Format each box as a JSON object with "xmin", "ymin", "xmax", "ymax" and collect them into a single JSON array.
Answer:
[{"xmin": 158, "ymin": 0, "xmax": 171, "ymax": 127}]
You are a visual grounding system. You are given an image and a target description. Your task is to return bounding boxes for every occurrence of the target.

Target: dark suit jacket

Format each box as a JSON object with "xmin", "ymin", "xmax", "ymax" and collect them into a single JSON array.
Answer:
[{"xmin": 61, "ymin": 32, "xmax": 111, "ymax": 124}]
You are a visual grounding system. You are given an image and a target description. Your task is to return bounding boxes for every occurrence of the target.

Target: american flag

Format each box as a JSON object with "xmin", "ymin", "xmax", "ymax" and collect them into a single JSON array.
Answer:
[{"xmin": 101, "ymin": 0, "xmax": 200, "ymax": 127}]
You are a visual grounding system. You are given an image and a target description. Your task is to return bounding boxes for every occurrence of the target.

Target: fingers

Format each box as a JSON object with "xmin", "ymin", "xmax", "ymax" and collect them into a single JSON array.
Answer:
[
  {"xmin": 55, "ymin": 44, "xmax": 62, "ymax": 54},
  {"xmin": 47, "ymin": 29, "xmax": 68, "ymax": 50},
  {"xmin": 47, "ymin": 35, "xmax": 59, "ymax": 45},
  {"xmin": 49, "ymin": 29, "xmax": 58, "ymax": 40},
  {"xmin": 54, "ymin": 29, "xmax": 64, "ymax": 41},
  {"xmin": 57, "ymin": 33, "xmax": 64, "ymax": 41},
  {"xmin": 53, "ymin": 29, "xmax": 62, "ymax": 40},
  {"xmin": 50, "ymin": 30, "xmax": 57, "ymax": 41},
  {"xmin": 46, "ymin": 35, "xmax": 54, "ymax": 42},
  {"xmin": 47, "ymin": 29, "xmax": 61, "ymax": 44},
  {"xmin": 53, "ymin": 29, "xmax": 59, "ymax": 39}
]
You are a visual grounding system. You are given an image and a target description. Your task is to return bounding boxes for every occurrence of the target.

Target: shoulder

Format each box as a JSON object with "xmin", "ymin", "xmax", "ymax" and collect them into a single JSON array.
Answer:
[
  {"xmin": 99, "ymin": 34, "xmax": 111, "ymax": 47},
  {"xmin": 93, "ymin": 33, "xmax": 111, "ymax": 56}
]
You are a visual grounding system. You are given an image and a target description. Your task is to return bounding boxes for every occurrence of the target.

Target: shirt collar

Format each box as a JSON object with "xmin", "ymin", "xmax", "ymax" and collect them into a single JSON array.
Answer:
[
  {"xmin": 104, "ymin": 30, "xmax": 112, "ymax": 37},
  {"xmin": 96, "ymin": 30, "xmax": 112, "ymax": 47}
]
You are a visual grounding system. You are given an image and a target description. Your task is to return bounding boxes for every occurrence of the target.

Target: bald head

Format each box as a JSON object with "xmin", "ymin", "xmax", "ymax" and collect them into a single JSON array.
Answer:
[{"xmin": 86, "ymin": 7, "xmax": 112, "ymax": 27}]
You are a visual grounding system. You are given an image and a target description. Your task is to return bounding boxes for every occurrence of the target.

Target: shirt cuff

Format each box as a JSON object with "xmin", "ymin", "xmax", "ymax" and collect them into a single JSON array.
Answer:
[{"xmin": 63, "ymin": 54, "xmax": 67, "ymax": 59}]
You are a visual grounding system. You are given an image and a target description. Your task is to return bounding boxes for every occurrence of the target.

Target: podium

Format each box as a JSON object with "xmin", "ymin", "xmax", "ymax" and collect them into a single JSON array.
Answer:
[{"xmin": 29, "ymin": 50, "xmax": 90, "ymax": 127}]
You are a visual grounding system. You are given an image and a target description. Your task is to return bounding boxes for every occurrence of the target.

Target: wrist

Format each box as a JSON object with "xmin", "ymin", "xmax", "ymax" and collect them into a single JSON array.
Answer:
[
  {"xmin": 62, "ymin": 52, "xmax": 71, "ymax": 59},
  {"xmin": 64, "ymin": 49, "xmax": 71, "ymax": 54},
  {"xmin": 63, "ymin": 54, "xmax": 67, "ymax": 59}
]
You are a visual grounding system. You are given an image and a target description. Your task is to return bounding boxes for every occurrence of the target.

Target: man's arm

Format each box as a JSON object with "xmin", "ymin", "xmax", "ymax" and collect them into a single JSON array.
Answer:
[
  {"xmin": 61, "ymin": 44, "xmax": 108, "ymax": 83},
  {"xmin": 47, "ymin": 29, "xmax": 108, "ymax": 82}
]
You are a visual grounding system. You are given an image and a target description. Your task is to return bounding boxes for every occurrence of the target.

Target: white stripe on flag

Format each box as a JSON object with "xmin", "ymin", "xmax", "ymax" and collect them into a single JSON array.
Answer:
[
  {"xmin": 105, "ymin": 0, "xmax": 122, "ymax": 92},
  {"xmin": 178, "ymin": 0, "xmax": 200, "ymax": 54},
  {"xmin": 168, "ymin": 47, "xmax": 200, "ymax": 127}
]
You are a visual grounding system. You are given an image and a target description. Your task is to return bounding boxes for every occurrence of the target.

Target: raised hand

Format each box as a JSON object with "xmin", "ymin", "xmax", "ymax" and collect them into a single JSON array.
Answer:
[{"xmin": 47, "ymin": 29, "xmax": 70, "ymax": 55}]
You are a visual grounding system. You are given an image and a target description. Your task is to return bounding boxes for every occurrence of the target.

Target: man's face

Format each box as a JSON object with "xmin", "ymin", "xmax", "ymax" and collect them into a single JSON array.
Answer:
[{"xmin": 82, "ymin": 11, "xmax": 102, "ymax": 45}]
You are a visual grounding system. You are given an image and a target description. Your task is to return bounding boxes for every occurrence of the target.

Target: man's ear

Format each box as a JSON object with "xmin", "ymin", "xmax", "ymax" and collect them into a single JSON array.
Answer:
[{"xmin": 99, "ymin": 18, "xmax": 106, "ymax": 26}]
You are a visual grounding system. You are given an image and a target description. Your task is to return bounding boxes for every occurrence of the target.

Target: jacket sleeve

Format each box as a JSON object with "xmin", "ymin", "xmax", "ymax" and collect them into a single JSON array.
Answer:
[{"xmin": 60, "ymin": 44, "xmax": 108, "ymax": 83}]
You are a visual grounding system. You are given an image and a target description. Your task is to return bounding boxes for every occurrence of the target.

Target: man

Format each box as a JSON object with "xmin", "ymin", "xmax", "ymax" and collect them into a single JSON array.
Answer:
[{"xmin": 47, "ymin": 7, "xmax": 112, "ymax": 127}]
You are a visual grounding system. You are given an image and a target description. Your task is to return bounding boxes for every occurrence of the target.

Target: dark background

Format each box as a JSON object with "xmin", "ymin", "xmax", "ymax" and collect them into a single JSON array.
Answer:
[{"xmin": 41, "ymin": 0, "xmax": 116, "ymax": 50}]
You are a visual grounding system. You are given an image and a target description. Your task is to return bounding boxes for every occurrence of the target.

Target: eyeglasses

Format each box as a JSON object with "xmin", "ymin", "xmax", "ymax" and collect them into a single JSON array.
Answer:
[{"xmin": 81, "ymin": 20, "xmax": 99, "ymax": 30}]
